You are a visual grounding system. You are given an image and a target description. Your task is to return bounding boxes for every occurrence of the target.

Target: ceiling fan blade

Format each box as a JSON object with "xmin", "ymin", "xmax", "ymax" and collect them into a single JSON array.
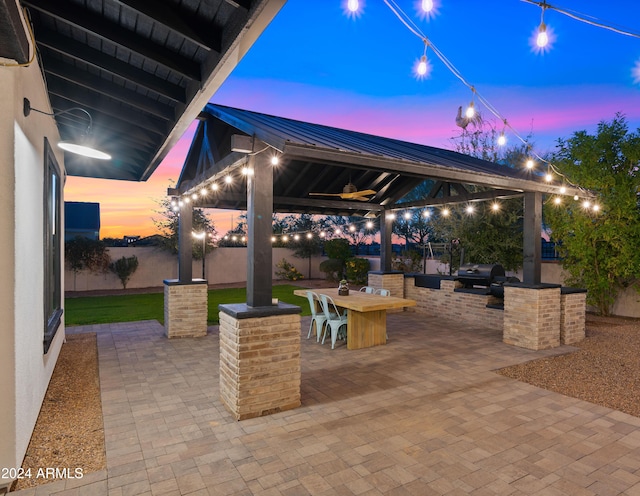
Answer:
[
  {"xmin": 340, "ymin": 191, "xmax": 374, "ymax": 199},
  {"xmin": 351, "ymin": 196, "xmax": 372, "ymax": 201},
  {"xmin": 309, "ymin": 192, "xmax": 343, "ymax": 197},
  {"xmin": 357, "ymin": 190, "xmax": 377, "ymax": 196}
]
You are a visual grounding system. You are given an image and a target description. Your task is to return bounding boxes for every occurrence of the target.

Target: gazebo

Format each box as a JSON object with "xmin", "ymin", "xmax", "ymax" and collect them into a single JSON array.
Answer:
[{"xmin": 165, "ymin": 104, "xmax": 588, "ymax": 420}]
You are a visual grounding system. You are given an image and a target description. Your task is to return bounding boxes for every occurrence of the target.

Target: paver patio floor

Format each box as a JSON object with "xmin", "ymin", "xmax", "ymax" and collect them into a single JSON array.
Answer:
[{"xmin": 14, "ymin": 312, "xmax": 640, "ymax": 495}]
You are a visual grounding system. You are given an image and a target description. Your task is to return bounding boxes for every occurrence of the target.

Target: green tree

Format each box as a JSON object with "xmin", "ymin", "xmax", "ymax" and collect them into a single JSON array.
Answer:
[
  {"xmin": 153, "ymin": 199, "xmax": 216, "ymax": 258},
  {"xmin": 65, "ymin": 237, "xmax": 111, "ymax": 290},
  {"xmin": 544, "ymin": 115, "xmax": 640, "ymax": 315},
  {"xmin": 109, "ymin": 255, "xmax": 139, "ymax": 289},
  {"xmin": 320, "ymin": 238, "xmax": 352, "ymax": 281},
  {"xmin": 321, "ymin": 216, "xmax": 377, "ymax": 254}
]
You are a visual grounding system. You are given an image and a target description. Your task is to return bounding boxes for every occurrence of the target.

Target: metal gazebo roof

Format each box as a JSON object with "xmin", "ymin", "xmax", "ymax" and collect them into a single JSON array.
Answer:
[{"xmin": 172, "ymin": 103, "xmax": 581, "ymax": 213}]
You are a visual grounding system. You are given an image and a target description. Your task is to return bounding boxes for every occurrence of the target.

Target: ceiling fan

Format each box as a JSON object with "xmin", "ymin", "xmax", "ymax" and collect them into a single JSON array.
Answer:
[{"xmin": 309, "ymin": 182, "xmax": 376, "ymax": 202}]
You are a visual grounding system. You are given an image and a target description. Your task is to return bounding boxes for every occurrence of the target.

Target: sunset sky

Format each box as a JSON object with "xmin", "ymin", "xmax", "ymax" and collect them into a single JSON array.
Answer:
[{"xmin": 64, "ymin": 0, "xmax": 640, "ymax": 239}]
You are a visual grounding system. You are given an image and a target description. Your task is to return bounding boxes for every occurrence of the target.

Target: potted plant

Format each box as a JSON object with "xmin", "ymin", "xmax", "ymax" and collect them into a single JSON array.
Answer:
[{"xmin": 338, "ymin": 279, "xmax": 349, "ymax": 296}]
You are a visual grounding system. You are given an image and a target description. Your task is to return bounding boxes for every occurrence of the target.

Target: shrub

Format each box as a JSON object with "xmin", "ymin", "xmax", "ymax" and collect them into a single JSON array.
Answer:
[
  {"xmin": 275, "ymin": 258, "xmax": 304, "ymax": 281},
  {"xmin": 109, "ymin": 255, "xmax": 139, "ymax": 289},
  {"xmin": 345, "ymin": 257, "xmax": 370, "ymax": 284},
  {"xmin": 319, "ymin": 258, "xmax": 344, "ymax": 282}
]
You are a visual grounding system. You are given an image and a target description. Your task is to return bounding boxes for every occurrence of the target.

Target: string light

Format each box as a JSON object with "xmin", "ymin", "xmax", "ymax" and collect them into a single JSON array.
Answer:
[
  {"xmin": 536, "ymin": 3, "xmax": 549, "ymax": 48},
  {"xmin": 545, "ymin": 172, "xmax": 553, "ymax": 182},
  {"xmin": 366, "ymin": 221, "xmax": 374, "ymax": 228},
  {"xmin": 491, "ymin": 202, "xmax": 500, "ymax": 211},
  {"xmin": 211, "ymin": 183, "xmax": 219, "ymax": 191},
  {"xmin": 526, "ymin": 159, "xmax": 535, "ymax": 169},
  {"xmin": 497, "ymin": 131, "xmax": 507, "ymax": 146},
  {"xmin": 191, "ymin": 193, "xmax": 198, "ymax": 200},
  {"xmin": 200, "ymin": 188, "xmax": 207, "ymax": 196},
  {"xmin": 465, "ymin": 205, "xmax": 475, "ymax": 214},
  {"xmin": 421, "ymin": 0, "xmax": 434, "ymax": 13},
  {"xmin": 554, "ymin": 196, "xmax": 562, "ymax": 205},
  {"xmin": 415, "ymin": 39, "xmax": 431, "ymax": 79},
  {"xmin": 441, "ymin": 207, "xmax": 450, "ymax": 217},
  {"xmin": 225, "ymin": 175, "xmax": 232, "ymax": 184},
  {"xmin": 404, "ymin": 211, "xmax": 411, "ymax": 220},
  {"xmin": 372, "ymin": 0, "xmax": 589, "ymax": 196},
  {"xmin": 271, "ymin": 155, "xmax": 280, "ymax": 165},
  {"xmin": 423, "ymin": 209, "xmax": 431, "ymax": 218}
]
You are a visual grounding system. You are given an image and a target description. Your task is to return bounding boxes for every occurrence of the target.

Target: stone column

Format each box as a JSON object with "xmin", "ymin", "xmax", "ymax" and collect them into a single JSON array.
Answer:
[
  {"xmin": 163, "ymin": 279, "xmax": 207, "ymax": 338},
  {"xmin": 503, "ymin": 283, "xmax": 561, "ymax": 350},
  {"xmin": 367, "ymin": 271, "xmax": 405, "ymax": 313},
  {"xmin": 219, "ymin": 303, "xmax": 301, "ymax": 420},
  {"xmin": 560, "ymin": 288, "xmax": 587, "ymax": 344}
]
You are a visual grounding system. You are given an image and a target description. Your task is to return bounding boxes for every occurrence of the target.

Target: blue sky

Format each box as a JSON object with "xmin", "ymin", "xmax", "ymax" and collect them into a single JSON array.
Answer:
[{"xmin": 65, "ymin": 0, "xmax": 640, "ymax": 237}]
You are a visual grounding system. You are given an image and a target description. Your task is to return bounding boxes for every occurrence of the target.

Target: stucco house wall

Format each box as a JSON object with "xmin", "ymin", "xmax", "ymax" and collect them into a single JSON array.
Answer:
[{"xmin": 0, "ymin": 53, "xmax": 65, "ymax": 485}]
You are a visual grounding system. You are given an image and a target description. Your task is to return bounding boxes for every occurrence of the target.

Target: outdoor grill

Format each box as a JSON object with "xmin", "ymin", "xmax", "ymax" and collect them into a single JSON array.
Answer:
[{"xmin": 455, "ymin": 263, "xmax": 506, "ymax": 289}]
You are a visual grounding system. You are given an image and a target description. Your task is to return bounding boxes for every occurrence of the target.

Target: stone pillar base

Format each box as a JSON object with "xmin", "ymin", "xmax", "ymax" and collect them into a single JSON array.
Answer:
[
  {"xmin": 219, "ymin": 303, "xmax": 301, "ymax": 420},
  {"xmin": 503, "ymin": 283, "xmax": 561, "ymax": 350},
  {"xmin": 368, "ymin": 271, "xmax": 405, "ymax": 313},
  {"xmin": 163, "ymin": 279, "xmax": 208, "ymax": 338},
  {"xmin": 561, "ymin": 288, "xmax": 587, "ymax": 344}
]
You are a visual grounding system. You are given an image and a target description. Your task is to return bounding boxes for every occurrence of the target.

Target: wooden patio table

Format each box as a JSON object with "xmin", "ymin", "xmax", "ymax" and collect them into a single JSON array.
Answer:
[{"xmin": 294, "ymin": 288, "xmax": 416, "ymax": 350}]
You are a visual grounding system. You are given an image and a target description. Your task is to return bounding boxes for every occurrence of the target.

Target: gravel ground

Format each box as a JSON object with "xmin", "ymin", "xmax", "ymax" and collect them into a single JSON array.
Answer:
[
  {"xmin": 11, "ymin": 334, "xmax": 105, "ymax": 492},
  {"xmin": 497, "ymin": 314, "xmax": 640, "ymax": 418},
  {"xmin": 10, "ymin": 313, "xmax": 640, "ymax": 491}
]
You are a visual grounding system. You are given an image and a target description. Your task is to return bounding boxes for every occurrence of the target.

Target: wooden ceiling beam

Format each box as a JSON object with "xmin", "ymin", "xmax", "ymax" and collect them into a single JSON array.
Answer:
[
  {"xmin": 24, "ymin": 0, "xmax": 201, "ymax": 80},
  {"xmin": 36, "ymin": 30, "xmax": 187, "ymax": 103},
  {"xmin": 112, "ymin": 0, "xmax": 221, "ymax": 52},
  {"xmin": 43, "ymin": 59, "xmax": 175, "ymax": 121}
]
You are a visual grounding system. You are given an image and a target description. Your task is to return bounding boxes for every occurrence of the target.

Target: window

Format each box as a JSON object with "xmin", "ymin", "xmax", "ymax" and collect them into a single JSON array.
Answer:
[{"xmin": 43, "ymin": 139, "xmax": 62, "ymax": 353}]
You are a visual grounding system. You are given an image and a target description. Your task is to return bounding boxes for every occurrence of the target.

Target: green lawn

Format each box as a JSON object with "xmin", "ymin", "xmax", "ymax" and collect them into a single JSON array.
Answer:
[{"xmin": 65, "ymin": 285, "xmax": 312, "ymax": 326}]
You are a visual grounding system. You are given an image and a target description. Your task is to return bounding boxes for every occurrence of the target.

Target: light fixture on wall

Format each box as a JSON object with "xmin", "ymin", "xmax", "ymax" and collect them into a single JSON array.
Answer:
[{"xmin": 23, "ymin": 98, "xmax": 111, "ymax": 160}]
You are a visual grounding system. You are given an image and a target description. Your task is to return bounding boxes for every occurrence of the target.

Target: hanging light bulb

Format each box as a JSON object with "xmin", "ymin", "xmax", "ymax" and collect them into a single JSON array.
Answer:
[
  {"xmin": 270, "ymin": 155, "xmax": 279, "ymax": 166},
  {"xmin": 465, "ymin": 205, "xmax": 475, "ymax": 214},
  {"xmin": 554, "ymin": 197, "xmax": 562, "ymax": 205},
  {"xmin": 349, "ymin": 225, "xmax": 356, "ymax": 232},
  {"xmin": 560, "ymin": 186, "xmax": 567, "ymax": 194},
  {"xmin": 388, "ymin": 213, "xmax": 396, "ymax": 220},
  {"xmin": 225, "ymin": 175, "xmax": 232, "ymax": 184},
  {"xmin": 347, "ymin": 0, "xmax": 359, "ymax": 13},
  {"xmin": 421, "ymin": 0, "xmax": 434, "ymax": 12},
  {"xmin": 423, "ymin": 210, "xmax": 431, "ymax": 218},
  {"xmin": 536, "ymin": 21, "xmax": 549, "ymax": 48},
  {"xmin": 593, "ymin": 204, "xmax": 600, "ymax": 212},
  {"xmin": 417, "ymin": 55, "xmax": 428, "ymax": 76},
  {"xmin": 211, "ymin": 182, "xmax": 219, "ymax": 191},
  {"xmin": 497, "ymin": 132, "xmax": 507, "ymax": 146},
  {"xmin": 582, "ymin": 200, "xmax": 591, "ymax": 209},
  {"xmin": 441, "ymin": 207, "xmax": 450, "ymax": 217},
  {"xmin": 526, "ymin": 158, "xmax": 535, "ymax": 169},
  {"xmin": 319, "ymin": 231, "xmax": 326, "ymax": 238},
  {"xmin": 191, "ymin": 193, "xmax": 198, "ymax": 200},
  {"xmin": 545, "ymin": 172, "xmax": 553, "ymax": 182},
  {"xmin": 574, "ymin": 195, "xmax": 579, "ymax": 201},
  {"xmin": 465, "ymin": 101, "xmax": 475, "ymax": 119},
  {"xmin": 293, "ymin": 234, "xmax": 300, "ymax": 241},
  {"xmin": 404, "ymin": 211, "xmax": 411, "ymax": 220},
  {"xmin": 366, "ymin": 221, "xmax": 373, "ymax": 229},
  {"xmin": 491, "ymin": 202, "xmax": 500, "ymax": 212},
  {"xmin": 200, "ymin": 188, "xmax": 207, "ymax": 196},
  {"xmin": 281, "ymin": 235, "xmax": 288, "ymax": 243},
  {"xmin": 306, "ymin": 233, "xmax": 313, "ymax": 239}
]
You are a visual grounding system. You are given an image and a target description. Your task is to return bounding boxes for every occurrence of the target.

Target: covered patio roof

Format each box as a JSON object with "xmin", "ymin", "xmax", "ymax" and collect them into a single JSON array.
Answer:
[
  {"xmin": 2, "ymin": 0, "xmax": 285, "ymax": 181},
  {"xmin": 171, "ymin": 103, "xmax": 584, "ymax": 214}
]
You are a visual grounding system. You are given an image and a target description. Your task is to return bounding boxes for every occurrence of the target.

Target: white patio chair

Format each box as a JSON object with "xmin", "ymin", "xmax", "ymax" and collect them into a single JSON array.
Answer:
[
  {"xmin": 306, "ymin": 291, "xmax": 328, "ymax": 341},
  {"xmin": 375, "ymin": 288, "xmax": 391, "ymax": 296},
  {"xmin": 359, "ymin": 286, "xmax": 375, "ymax": 294},
  {"xmin": 320, "ymin": 294, "xmax": 348, "ymax": 349}
]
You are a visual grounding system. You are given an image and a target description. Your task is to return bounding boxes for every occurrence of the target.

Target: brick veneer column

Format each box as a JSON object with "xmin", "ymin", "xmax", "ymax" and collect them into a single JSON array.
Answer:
[
  {"xmin": 560, "ymin": 288, "xmax": 587, "ymax": 344},
  {"xmin": 219, "ymin": 303, "xmax": 301, "ymax": 421},
  {"xmin": 503, "ymin": 283, "xmax": 561, "ymax": 350},
  {"xmin": 368, "ymin": 271, "xmax": 405, "ymax": 313},
  {"xmin": 163, "ymin": 279, "xmax": 208, "ymax": 338}
]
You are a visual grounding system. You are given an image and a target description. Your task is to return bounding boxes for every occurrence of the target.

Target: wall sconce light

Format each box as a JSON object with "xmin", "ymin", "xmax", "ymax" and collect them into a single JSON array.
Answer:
[{"xmin": 23, "ymin": 98, "xmax": 111, "ymax": 160}]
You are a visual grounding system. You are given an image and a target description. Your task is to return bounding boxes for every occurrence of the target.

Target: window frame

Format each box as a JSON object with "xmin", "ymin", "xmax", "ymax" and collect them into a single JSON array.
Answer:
[{"xmin": 43, "ymin": 138, "xmax": 63, "ymax": 354}]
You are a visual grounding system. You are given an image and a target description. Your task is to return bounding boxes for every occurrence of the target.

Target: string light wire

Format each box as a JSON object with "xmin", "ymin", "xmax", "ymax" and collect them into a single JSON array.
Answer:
[
  {"xmin": 521, "ymin": 0, "xmax": 640, "ymax": 40},
  {"xmin": 380, "ymin": 0, "xmax": 588, "ymax": 193}
]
